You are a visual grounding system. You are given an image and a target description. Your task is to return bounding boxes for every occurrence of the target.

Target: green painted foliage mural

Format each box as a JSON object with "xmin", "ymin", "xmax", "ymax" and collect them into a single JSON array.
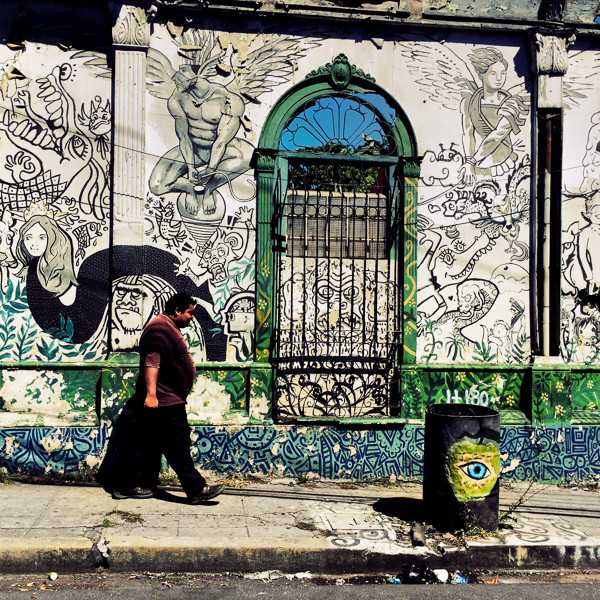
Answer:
[
  {"xmin": 401, "ymin": 368, "xmax": 526, "ymax": 420},
  {"xmin": 0, "ymin": 282, "xmax": 106, "ymax": 363},
  {"xmin": 101, "ymin": 367, "xmax": 251, "ymax": 425},
  {"xmin": 532, "ymin": 370, "xmax": 571, "ymax": 424},
  {"xmin": 0, "ymin": 369, "xmax": 99, "ymax": 426}
]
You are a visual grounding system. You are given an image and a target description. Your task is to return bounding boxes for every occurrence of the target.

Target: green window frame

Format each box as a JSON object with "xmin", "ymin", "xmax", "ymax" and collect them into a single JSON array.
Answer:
[{"xmin": 253, "ymin": 54, "xmax": 421, "ymax": 419}]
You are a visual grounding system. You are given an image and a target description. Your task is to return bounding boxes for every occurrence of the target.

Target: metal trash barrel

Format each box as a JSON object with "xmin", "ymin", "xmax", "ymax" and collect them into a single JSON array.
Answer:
[{"xmin": 423, "ymin": 403, "xmax": 500, "ymax": 532}]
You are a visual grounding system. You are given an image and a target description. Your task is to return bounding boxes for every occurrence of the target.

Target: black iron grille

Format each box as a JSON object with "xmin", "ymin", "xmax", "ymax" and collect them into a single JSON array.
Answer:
[{"xmin": 274, "ymin": 158, "xmax": 401, "ymax": 419}]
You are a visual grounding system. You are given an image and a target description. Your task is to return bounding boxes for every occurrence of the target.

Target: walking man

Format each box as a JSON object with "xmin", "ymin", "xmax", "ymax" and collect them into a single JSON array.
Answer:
[{"xmin": 112, "ymin": 292, "xmax": 224, "ymax": 503}]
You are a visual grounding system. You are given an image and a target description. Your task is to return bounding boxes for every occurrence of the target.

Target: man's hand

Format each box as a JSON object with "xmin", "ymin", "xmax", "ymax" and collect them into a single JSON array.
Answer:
[
  {"xmin": 144, "ymin": 394, "xmax": 159, "ymax": 408},
  {"xmin": 144, "ymin": 367, "xmax": 159, "ymax": 408}
]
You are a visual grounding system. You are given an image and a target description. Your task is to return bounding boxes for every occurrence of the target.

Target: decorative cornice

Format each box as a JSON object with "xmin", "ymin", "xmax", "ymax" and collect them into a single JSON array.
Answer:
[
  {"xmin": 104, "ymin": 0, "xmax": 600, "ymax": 36},
  {"xmin": 530, "ymin": 29, "xmax": 576, "ymax": 76},
  {"xmin": 110, "ymin": 4, "xmax": 152, "ymax": 47},
  {"xmin": 306, "ymin": 54, "xmax": 375, "ymax": 90}
]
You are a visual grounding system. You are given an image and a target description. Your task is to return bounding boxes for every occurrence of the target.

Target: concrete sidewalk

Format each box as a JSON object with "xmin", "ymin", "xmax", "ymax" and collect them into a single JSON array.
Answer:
[{"xmin": 1, "ymin": 479, "xmax": 600, "ymax": 575}]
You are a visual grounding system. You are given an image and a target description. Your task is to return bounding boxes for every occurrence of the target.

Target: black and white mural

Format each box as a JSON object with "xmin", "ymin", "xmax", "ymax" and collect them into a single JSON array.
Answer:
[
  {"xmin": 391, "ymin": 36, "xmax": 532, "ymax": 363},
  {"xmin": 562, "ymin": 42, "xmax": 600, "ymax": 363},
  {"xmin": 144, "ymin": 23, "xmax": 323, "ymax": 362},
  {"xmin": 0, "ymin": 44, "xmax": 112, "ymax": 361}
]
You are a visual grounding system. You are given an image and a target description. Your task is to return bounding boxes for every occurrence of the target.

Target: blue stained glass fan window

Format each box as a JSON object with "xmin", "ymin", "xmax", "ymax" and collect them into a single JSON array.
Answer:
[{"xmin": 280, "ymin": 93, "xmax": 396, "ymax": 154}]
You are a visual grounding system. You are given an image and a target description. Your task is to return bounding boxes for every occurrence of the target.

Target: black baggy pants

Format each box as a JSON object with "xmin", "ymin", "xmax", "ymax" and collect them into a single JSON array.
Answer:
[{"xmin": 140, "ymin": 403, "xmax": 207, "ymax": 498}]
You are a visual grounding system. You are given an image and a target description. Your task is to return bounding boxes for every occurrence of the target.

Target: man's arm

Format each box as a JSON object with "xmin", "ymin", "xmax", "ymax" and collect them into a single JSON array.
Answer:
[
  {"xmin": 205, "ymin": 92, "xmax": 245, "ymax": 172},
  {"xmin": 144, "ymin": 367, "xmax": 159, "ymax": 408}
]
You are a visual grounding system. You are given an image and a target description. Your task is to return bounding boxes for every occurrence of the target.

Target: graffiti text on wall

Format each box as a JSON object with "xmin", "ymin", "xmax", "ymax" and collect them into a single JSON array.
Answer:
[{"xmin": 443, "ymin": 388, "xmax": 491, "ymax": 406}]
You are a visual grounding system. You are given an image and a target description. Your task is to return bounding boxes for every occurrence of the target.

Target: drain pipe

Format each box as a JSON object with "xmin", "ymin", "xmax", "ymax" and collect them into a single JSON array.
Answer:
[
  {"xmin": 541, "ymin": 114, "xmax": 553, "ymax": 357},
  {"xmin": 530, "ymin": 29, "xmax": 575, "ymax": 357}
]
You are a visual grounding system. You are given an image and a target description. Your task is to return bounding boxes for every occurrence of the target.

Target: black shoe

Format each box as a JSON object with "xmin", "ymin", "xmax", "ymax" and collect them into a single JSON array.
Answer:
[
  {"xmin": 189, "ymin": 484, "xmax": 225, "ymax": 504},
  {"xmin": 112, "ymin": 486, "xmax": 153, "ymax": 500}
]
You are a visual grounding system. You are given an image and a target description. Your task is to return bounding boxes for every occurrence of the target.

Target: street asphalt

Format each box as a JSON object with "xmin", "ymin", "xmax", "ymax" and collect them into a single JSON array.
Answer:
[{"xmin": 1, "ymin": 479, "xmax": 600, "ymax": 575}]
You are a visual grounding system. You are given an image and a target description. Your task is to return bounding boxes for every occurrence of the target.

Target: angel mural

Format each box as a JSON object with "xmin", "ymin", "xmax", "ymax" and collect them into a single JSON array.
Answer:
[
  {"xmin": 395, "ymin": 38, "xmax": 530, "ymax": 189},
  {"xmin": 457, "ymin": 48, "xmax": 529, "ymax": 185},
  {"xmin": 145, "ymin": 26, "xmax": 322, "ymax": 362},
  {"xmin": 147, "ymin": 47, "xmax": 251, "ymax": 218},
  {"xmin": 395, "ymin": 37, "xmax": 533, "ymax": 362},
  {"xmin": 146, "ymin": 28, "xmax": 322, "ymax": 220}
]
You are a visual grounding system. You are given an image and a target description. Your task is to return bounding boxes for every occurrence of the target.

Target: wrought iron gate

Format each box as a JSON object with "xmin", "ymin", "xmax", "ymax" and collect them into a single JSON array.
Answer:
[{"xmin": 274, "ymin": 157, "xmax": 401, "ymax": 420}]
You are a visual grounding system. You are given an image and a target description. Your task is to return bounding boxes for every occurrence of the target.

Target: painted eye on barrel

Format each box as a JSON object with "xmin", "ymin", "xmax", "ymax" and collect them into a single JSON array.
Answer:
[{"xmin": 459, "ymin": 461, "xmax": 490, "ymax": 480}]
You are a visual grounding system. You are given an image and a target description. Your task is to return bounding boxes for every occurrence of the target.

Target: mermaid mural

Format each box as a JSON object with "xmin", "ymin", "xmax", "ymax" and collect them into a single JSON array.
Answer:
[{"xmin": 14, "ymin": 205, "xmax": 109, "ymax": 344}]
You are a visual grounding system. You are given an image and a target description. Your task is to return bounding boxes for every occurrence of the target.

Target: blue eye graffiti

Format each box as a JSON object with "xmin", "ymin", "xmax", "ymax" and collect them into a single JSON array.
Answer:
[{"xmin": 460, "ymin": 461, "xmax": 490, "ymax": 480}]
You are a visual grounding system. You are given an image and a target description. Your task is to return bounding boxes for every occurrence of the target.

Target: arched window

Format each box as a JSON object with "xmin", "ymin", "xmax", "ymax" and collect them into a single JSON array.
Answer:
[{"xmin": 254, "ymin": 55, "xmax": 420, "ymax": 421}]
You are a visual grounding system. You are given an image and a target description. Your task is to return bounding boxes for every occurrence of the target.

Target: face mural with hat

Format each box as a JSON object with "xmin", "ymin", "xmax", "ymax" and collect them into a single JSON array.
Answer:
[{"xmin": 112, "ymin": 275, "xmax": 176, "ymax": 348}]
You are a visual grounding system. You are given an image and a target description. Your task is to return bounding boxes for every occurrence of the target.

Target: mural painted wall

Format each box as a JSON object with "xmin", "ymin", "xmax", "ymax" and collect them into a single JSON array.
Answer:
[
  {"xmin": 0, "ymin": 26, "xmax": 112, "ymax": 425},
  {"xmin": 0, "ymin": 44, "xmax": 112, "ymax": 358},
  {"xmin": 143, "ymin": 22, "xmax": 325, "ymax": 363},
  {"xmin": 2, "ymin": 422, "xmax": 600, "ymax": 485},
  {"xmin": 561, "ymin": 40, "xmax": 600, "ymax": 365},
  {"xmin": 2, "ymin": 5, "xmax": 600, "ymax": 479},
  {"xmin": 385, "ymin": 35, "xmax": 533, "ymax": 365}
]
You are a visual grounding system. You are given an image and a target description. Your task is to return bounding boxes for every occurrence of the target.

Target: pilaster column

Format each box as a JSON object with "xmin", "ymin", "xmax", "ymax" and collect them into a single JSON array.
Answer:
[
  {"xmin": 111, "ymin": 3, "xmax": 153, "ymax": 228},
  {"xmin": 531, "ymin": 30, "xmax": 576, "ymax": 109},
  {"xmin": 109, "ymin": 3, "xmax": 154, "ymax": 352},
  {"xmin": 530, "ymin": 29, "xmax": 575, "ymax": 357}
]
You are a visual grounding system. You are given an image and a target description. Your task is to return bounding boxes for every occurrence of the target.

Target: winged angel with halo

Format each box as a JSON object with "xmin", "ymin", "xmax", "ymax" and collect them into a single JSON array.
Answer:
[{"xmin": 146, "ymin": 28, "xmax": 321, "ymax": 219}]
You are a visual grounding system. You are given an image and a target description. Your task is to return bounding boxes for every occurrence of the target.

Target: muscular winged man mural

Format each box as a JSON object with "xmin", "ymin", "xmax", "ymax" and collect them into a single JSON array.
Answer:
[{"xmin": 146, "ymin": 30, "xmax": 321, "ymax": 218}]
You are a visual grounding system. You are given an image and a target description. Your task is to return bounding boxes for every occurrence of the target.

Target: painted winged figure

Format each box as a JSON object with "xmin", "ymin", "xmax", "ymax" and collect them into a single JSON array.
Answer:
[
  {"xmin": 396, "ymin": 37, "xmax": 530, "ymax": 186},
  {"xmin": 146, "ymin": 28, "xmax": 321, "ymax": 218}
]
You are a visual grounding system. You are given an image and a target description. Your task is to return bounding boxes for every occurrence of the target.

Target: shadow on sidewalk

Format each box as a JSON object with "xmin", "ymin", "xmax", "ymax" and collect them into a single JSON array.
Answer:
[
  {"xmin": 153, "ymin": 489, "xmax": 220, "ymax": 507},
  {"xmin": 373, "ymin": 497, "xmax": 424, "ymax": 522}
]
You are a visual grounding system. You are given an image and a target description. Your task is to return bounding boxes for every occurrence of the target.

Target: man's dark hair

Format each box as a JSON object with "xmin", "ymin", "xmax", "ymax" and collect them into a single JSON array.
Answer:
[{"xmin": 164, "ymin": 293, "xmax": 196, "ymax": 316}]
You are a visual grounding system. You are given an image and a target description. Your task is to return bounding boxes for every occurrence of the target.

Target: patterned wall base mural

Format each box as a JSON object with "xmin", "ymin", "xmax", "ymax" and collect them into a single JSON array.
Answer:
[{"xmin": 2, "ymin": 424, "xmax": 600, "ymax": 484}]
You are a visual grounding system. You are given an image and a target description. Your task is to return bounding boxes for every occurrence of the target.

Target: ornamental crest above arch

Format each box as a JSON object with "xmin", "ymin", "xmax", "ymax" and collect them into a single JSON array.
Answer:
[
  {"xmin": 257, "ymin": 52, "xmax": 418, "ymax": 160},
  {"xmin": 305, "ymin": 53, "xmax": 376, "ymax": 90}
]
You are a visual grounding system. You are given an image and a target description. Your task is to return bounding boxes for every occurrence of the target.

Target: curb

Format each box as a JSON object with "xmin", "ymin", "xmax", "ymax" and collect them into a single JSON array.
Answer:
[
  {"xmin": 0, "ymin": 538, "xmax": 97, "ymax": 573},
  {"xmin": 3, "ymin": 536, "xmax": 600, "ymax": 574}
]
